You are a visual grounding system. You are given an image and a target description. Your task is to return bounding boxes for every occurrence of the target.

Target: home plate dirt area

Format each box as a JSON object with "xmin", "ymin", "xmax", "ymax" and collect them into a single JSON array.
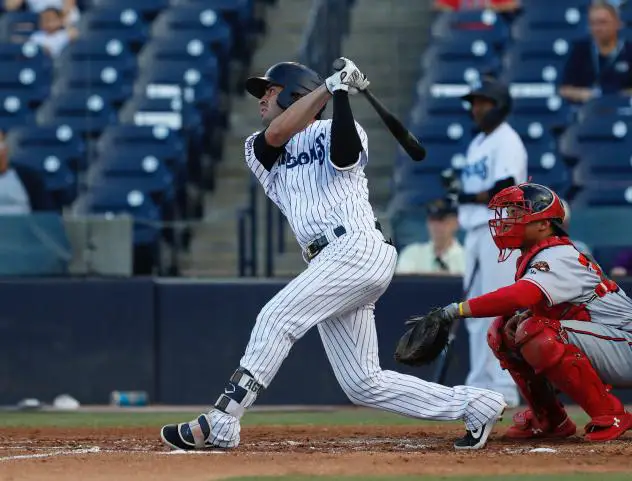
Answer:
[{"xmin": 0, "ymin": 411, "xmax": 631, "ymax": 480}]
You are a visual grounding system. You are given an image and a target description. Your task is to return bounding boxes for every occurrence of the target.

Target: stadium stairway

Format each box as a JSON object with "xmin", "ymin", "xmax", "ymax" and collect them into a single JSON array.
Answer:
[{"xmin": 182, "ymin": 0, "xmax": 433, "ymax": 277}]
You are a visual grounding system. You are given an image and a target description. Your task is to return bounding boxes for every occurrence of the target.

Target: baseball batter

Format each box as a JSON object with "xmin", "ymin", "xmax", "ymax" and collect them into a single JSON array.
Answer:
[
  {"xmin": 450, "ymin": 78, "xmax": 527, "ymax": 407},
  {"xmin": 161, "ymin": 59, "xmax": 506, "ymax": 451},
  {"xmin": 412, "ymin": 183, "xmax": 632, "ymax": 441}
]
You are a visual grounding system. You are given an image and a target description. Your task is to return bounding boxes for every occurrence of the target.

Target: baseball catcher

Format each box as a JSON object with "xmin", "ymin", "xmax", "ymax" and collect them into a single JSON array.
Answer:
[{"xmin": 396, "ymin": 182, "xmax": 632, "ymax": 441}]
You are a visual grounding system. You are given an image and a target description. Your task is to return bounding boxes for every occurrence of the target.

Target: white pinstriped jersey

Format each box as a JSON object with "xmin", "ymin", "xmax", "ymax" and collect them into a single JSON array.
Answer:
[
  {"xmin": 245, "ymin": 120, "xmax": 376, "ymax": 248},
  {"xmin": 522, "ymin": 245, "xmax": 632, "ymax": 332}
]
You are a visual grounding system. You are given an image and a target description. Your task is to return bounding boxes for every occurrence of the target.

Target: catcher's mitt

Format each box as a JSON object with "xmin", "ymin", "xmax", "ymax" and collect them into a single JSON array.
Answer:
[{"xmin": 394, "ymin": 307, "xmax": 453, "ymax": 366}]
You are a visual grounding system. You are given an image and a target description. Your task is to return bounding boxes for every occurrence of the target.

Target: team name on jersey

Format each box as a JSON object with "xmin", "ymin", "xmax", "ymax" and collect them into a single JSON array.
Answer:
[
  {"xmin": 462, "ymin": 155, "xmax": 489, "ymax": 180},
  {"xmin": 279, "ymin": 132, "xmax": 326, "ymax": 170}
]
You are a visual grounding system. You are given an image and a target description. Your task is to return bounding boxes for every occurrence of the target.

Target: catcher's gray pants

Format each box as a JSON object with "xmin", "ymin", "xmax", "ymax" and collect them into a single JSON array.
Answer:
[{"xmin": 561, "ymin": 321, "xmax": 632, "ymax": 388}]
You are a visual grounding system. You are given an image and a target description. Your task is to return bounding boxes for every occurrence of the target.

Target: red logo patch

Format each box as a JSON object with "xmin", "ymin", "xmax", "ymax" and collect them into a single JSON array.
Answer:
[{"xmin": 532, "ymin": 261, "xmax": 550, "ymax": 272}]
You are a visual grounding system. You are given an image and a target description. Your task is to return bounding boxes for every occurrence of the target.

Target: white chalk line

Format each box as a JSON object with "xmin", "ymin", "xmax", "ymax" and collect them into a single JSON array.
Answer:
[{"xmin": 0, "ymin": 447, "xmax": 101, "ymax": 462}]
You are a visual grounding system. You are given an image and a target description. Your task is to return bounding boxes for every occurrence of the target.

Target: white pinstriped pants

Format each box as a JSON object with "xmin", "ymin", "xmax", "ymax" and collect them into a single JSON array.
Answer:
[{"xmin": 209, "ymin": 230, "xmax": 506, "ymax": 447}]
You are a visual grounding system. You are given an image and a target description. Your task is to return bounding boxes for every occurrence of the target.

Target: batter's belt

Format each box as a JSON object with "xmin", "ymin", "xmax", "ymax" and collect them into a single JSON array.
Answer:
[{"xmin": 304, "ymin": 221, "xmax": 386, "ymax": 262}]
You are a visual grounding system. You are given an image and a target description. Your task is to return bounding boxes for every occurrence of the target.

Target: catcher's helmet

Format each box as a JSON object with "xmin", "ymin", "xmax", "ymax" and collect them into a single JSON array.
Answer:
[
  {"xmin": 488, "ymin": 183, "xmax": 567, "ymax": 261},
  {"xmin": 462, "ymin": 78, "xmax": 512, "ymax": 131},
  {"xmin": 245, "ymin": 62, "xmax": 323, "ymax": 110}
]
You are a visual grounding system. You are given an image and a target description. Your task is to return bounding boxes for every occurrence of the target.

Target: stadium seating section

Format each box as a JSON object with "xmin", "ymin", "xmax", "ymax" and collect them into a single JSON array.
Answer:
[
  {"xmin": 0, "ymin": 0, "xmax": 275, "ymax": 273},
  {"xmin": 393, "ymin": 0, "xmax": 632, "ymax": 272}
]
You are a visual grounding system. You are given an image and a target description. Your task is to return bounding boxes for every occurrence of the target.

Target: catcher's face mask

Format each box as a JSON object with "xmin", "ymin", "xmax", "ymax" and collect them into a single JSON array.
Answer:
[{"xmin": 488, "ymin": 183, "xmax": 566, "ymax": 262}]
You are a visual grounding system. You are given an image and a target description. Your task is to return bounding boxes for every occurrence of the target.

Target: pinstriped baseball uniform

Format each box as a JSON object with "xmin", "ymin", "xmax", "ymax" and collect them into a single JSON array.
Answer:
[
  {"xmin": 203, "ymin": 119, "xmax": 506, "ymax": 448},
  {"xmin": 521, "ymin": 244, "xmax": 632, "ymax": 387}
]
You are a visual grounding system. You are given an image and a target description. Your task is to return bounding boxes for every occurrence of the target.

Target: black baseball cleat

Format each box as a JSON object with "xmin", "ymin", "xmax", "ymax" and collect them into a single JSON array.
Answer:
[
  {"xmin": 454, "ymin": 402, "xmax": 506, "ymax": 450},
  {"xmin": 161, "ymin": 414, "xmax": 217, "ymax": 451}
]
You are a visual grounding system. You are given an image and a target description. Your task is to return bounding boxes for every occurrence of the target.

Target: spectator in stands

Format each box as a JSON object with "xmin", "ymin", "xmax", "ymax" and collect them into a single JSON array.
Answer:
[
  {"xmin": 28, "ymin": 7, "xmax": 77, "ymax": 58},
  {"xmin": 433, "ymin": 0, "xmax": 521, "ymax": 12},
  {"xmin": 559, "ymin": 1, "xmax": 632, "ymax": 103},
  {"xmin": 4, "ymin": 0, "xmax": 80, "ymax": 26},
  {"xmin": 0, "ymin": 130, "xmax": 53, "ymax": 213},
  {"xmin": 395, "ymin": 198, "xmax": 465, "ymax": 275}
]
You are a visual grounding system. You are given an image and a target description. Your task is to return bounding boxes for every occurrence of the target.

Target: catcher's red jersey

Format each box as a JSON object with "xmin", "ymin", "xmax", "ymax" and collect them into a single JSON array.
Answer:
[{"xmin": 519, "ymin": 244, "xmax": 632, "ymax": 332}]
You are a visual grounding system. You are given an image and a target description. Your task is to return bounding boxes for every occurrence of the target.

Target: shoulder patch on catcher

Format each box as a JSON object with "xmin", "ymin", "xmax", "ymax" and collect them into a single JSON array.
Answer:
[{"xmin": 531, "ymin": 261, "xmax": 550, "ymax": 272}]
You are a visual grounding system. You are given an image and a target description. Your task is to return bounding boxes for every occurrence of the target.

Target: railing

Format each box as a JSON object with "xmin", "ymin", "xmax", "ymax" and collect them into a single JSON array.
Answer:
[{"xmin": 237, "ymin": 0, "xmax": 355, "ymax": 277}]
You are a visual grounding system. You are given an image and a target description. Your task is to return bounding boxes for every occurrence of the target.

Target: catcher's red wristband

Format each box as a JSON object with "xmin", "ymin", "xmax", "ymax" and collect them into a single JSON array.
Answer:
[{"xmin": 468, "ymin": 280, "xmax": 544, "ymax": 318}]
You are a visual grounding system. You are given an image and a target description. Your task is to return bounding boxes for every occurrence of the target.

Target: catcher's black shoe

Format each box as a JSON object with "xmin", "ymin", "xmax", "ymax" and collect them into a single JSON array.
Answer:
[{"xmin": 454, "ymin": 402, "xmax": 506, "ymax": 450}]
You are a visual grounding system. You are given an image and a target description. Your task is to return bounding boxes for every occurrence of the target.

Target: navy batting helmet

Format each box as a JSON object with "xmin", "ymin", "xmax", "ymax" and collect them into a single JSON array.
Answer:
[
  {"xmin": 245, "ymin": 62, "xmax": 324, "ymax": 110},
  {"xmin": 462, "ymin": 78, "xmax": 512, "ymax": 131}
]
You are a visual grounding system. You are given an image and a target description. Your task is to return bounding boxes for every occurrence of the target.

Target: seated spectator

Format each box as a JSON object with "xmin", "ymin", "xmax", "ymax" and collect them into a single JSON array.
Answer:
[
  {"xmin": 4, "ymin": 0, "xmax": 80, "ymax": 26},
  {"xmin": 559, "ymin": 1, "xmax": 632, "ymax": 103},
  {"xmin": 0, "ymin": 130, "xmax": 53, "ymax": 214},
  {"xmin": 28, "ymin": 7, "xmax": 77, "ymax": 58},
  {"xmin": 395, "ymin": 198, "xmax": 465, "ymax": 275},
  {"xmin": 561, "ymin": 199, "xmax": 592, "ymax": 255},
  {"xmin": 434, "ymin": 0, "xmax": 521, "ymax": 12}
]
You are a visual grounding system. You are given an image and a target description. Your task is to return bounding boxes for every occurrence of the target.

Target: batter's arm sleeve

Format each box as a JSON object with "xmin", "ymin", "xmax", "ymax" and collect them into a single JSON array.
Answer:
[
  {"xmin": 253, "ymin": 130, "xmax": 285, "ymax": 172},
  {"xmin": 329, "ymin": 90, "xmax": 364, "ymax": 170}
]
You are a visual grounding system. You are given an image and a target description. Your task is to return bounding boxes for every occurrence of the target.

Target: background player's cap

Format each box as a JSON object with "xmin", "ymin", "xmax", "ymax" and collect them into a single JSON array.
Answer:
[{"xmin": 426, "ymin": 198, "xmax": 457, "ymax": 220}]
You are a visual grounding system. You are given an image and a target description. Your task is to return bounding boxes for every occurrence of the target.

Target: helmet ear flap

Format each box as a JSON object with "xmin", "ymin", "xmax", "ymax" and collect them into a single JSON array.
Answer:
[{"xmin": 276, "ymin": 89, "xmax": 295, "ymax": 110}]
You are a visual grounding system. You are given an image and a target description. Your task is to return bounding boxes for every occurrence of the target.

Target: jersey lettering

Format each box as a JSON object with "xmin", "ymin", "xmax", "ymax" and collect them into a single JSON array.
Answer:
[{"xmin": 461, "ymin": 156, "xmax": 488, "ymax": 180}]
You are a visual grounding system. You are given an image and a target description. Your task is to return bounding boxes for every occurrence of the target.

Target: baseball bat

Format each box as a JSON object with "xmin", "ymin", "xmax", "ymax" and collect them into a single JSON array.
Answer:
[{"xmin": 331, "ymin": 59, "xmax": 426, "ymax": 162}]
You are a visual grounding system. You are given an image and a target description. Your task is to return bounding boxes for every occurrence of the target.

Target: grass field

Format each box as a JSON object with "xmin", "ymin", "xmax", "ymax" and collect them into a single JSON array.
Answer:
[{"xmin": 0, "ymin": 407, "xmax": 630, "ymax": 481}]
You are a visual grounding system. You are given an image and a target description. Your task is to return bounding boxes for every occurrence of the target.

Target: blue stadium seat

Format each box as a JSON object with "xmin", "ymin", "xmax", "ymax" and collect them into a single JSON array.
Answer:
[
  {"xmin": 577, "ymin": 95, "xmax": 632, "ymax": 123},
  {"xmin": 409, "ymin": 116, "xmax": 472, "ymax": 147},
  {"xmin": 521, "ymin": 0, "xmax": 592, "ymax": 8},
  {"xmin": 502, "ymin": 58, "xmax": 566, "ymax": 84},
  {"xmin": 136, "ymin": 56, "xmax": 220, "ymax": 94},
  {"xmin": 118, "ymin": 95, "xmax": 202, "ymax": 132},
  {"xmin": 77, "ymin": 26, "xmax": 147, "ymax": 53},
  {"xmin": 6, "ymin": 125, "xmax": 86, "ymax": 161},
  {"xmin": 431, "ymin": 27, "xmax": 509, "ymax": 50},
  {"xmin": 504, "ymin": 38, "xmax": 573, "ymax": 67},
  {"xmin": 0, "ymin": 93, "xmax": 34, "ymax": 131},
  {"xmin": 169, "ymin": 0, "xmax": 256, "ymax": 38},
  {"xmin": 422, "ymin": 38, "xmax": 495, "ymax": 64},
  {"xmin": 622, "ymin": 4, "xmax": 632, "ymax": 26},
  {"xmin": 525, "ymin": 146, "xmax": 570, "ymax": 195},
  {"xmin": 572, "ymin": 184, "xmax": 632, "ymax": 207},
  {"xmin": 0, "ymin": 12, "xmax": 38, "ymax": 43},
  {"xmin": 511, "ymin": 8, "xmax": 587, "ymax": 42},
  {"xmin": 0, "ymin": 64, "xmax": 51, "ymax": 107},
  {"xmin": 97, "ymin": 124, "xmax": 184, "ymax": 153},
  {"xmin": 511, "ymin": 96, "xmax": 572, "ymax": 131},
  {"xmin": 36, "ymin": 92, "xmax": 118, "ymax": 140},
  {"xmin": 503, "ymin": 116, "xmax": 557, "ymax": 146},
  {"xmin": 150, "ymin": 11, "xmax": 232, "ymax": 58},
  {"xmin": 431, "ymin": 10, "xmax": 510, "ymax": 43},
  {"xmin": 413, "ymin": 96, "xmax": 470, "ymax": 116},
  {"xmin": 0, "ymin": 42, "xmax": 52, "ymax": 72},
  {"xmin": 84, "ymin": 0, "xmax": 170, "ymax": 20},
  {"xmin": 52, "ymin": 62, "xmax": 134, "ymax": 101},
  {"xmin": 56, "ymin": 58, "xmax": 138, "ymax": 83},
  {"xmin": 75, "ymin": 184, "xmax": 162, "ymax": 246},
  {"xmin": 559, "ymin": 116, "xmax": 632, "ymax": 160},
  {"xmin": 57, "ymin": 35, "xmax": 135, "ymax": 65},
  {"xmin": 576, "ymin": 146, "xmax": 632, "ymax": 184},
  {"xmin": 422, "ymin": 62, "xmax": 488, "ymax": 86},
  {"xmin": 511, "ymin": 27, "xmax": 586, "ymax": 45},
  {"xmin": 10, "ymin": 150, "xmax": 77, "ymax": 207},
  {"xmin": 396, "ymin": 143, "xmax": 466, "ymax": 172},
  {"xmin": 79, "ymin": 7, "xmax": 148, "ymax": 36},
  {"xmin": 87, "ymin": 154, "xmax": 175, "ymax": 207}
]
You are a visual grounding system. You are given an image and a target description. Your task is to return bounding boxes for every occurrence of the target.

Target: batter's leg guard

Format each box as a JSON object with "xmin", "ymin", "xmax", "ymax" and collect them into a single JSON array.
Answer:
[
  {"xmin": 160, "ymin": 367, "xmax": 263, "ymax": 450},
  {"xmin": 487, "ymin": 316, "xmax": 575, "ymax": 440},
  {"xmin": 517, "ymin": 317, "xmax": 632, "ymax": 442}
]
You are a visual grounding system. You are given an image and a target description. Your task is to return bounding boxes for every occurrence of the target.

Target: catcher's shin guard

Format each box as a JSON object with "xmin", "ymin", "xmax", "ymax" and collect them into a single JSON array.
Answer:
[
  {"xmin": 487, "ymin": 316, "xmax": 573, "ymax": 439},
  {"xmin": 517, "ymin": 316, "xmax": 632, "ymax": 441}
]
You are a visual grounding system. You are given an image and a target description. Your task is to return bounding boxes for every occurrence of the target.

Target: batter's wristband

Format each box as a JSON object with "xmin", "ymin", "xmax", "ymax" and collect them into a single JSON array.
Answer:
[{"xmin": 458, "ymin": 302, "xmax": 464, "ymax": 317}]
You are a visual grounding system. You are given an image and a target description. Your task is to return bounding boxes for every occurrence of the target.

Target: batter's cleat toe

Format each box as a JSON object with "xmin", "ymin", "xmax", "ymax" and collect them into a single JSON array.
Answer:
[
  {"xmin": 160, "ymin": 413, "xmax": 216, "ymax": 451},
  {"xmin": 584, "ymin": 412, "xmax": 632, "ymax": 442},
  {"xmin": 504, "ymin": 409, "xmax": 577, "ymax": 440},
  {"xmin": 454, "ymin": 402, "xmax": 506, "ymax": 450}
]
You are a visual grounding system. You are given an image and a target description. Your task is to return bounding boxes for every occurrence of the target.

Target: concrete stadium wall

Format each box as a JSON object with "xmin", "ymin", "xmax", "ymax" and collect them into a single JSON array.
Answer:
[{"xmin": 0, "ymin": 277, "xmax": 630, "ymax": 406}]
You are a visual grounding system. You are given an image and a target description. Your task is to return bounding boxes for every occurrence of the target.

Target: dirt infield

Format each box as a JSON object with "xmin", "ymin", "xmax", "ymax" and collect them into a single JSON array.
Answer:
[{"xmin": 0, "ymin": 425, "xmax": 631, "ymax": 480}]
